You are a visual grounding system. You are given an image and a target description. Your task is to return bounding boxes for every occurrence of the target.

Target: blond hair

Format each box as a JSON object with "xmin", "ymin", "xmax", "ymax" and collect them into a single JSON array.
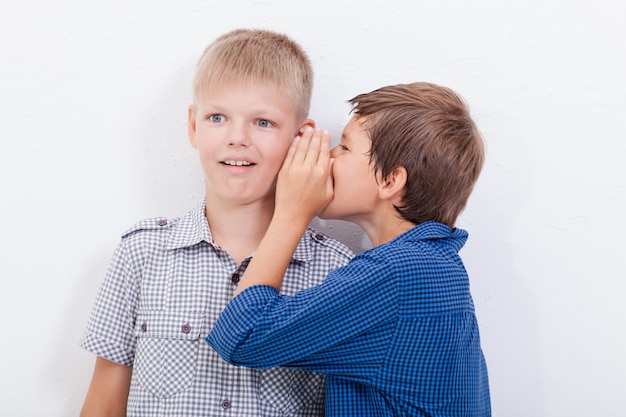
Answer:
[{"xmin": 193, "ymin": 29, "xmax": 313, "ymax": 121}]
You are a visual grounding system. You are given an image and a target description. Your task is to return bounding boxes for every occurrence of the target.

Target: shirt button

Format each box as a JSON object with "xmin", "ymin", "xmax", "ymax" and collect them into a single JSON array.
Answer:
[
  {"xmin": 140, "ymin": 323, "xmax": 147, "ymax": 332},
  {"xmin": 157, "ymin": 219, "xmax": 168, "ymax": 226},
  {"xmin": 231, "ymin": 273, "xmax": 240, "ymax": 284},
  {"xmin": 181, "ymin": 323, "xmax": 191, "ymax": 334},
  {"xmin": 315, "ymin": 233, "xmax": 325, "ymax": 241},
  {"xmin": 220, "ymin": 399, "xmax": 231, "ymax": 410}
]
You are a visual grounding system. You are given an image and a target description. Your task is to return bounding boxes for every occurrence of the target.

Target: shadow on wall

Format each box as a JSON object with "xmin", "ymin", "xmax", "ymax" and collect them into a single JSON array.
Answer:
[{"xmin": 310, "ymin": 217, "xmax": 371, "ymax": 254}]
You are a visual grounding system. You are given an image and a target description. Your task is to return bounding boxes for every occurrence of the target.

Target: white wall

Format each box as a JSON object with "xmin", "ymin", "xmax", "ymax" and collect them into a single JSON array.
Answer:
[{"xmin": 1, "ymin": 0, "xmax": 624, "ymax": 415}]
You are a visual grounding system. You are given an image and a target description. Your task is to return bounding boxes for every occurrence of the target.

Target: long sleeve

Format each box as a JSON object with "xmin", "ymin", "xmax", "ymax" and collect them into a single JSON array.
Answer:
[{"xmin": 207, "ymin": 253, "xmax": 399, "ymax": 383}]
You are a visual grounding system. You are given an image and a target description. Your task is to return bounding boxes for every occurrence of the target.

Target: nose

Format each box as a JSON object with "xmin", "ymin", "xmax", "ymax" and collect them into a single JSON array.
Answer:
[
  {"xmin": 330, "ymin": 145, "xmax": 339, "ymax": 157},
  {"xmin": 228, "ymin": 122, "xmax": 251, "ymax": 147}
]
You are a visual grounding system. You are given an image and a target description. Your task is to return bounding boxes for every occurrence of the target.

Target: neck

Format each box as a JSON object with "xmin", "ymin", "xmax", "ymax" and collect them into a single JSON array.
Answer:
[
  {"xmin": 204, "ymin": 194, "xmax": 276, "ymax": 265},
  {"xmin": 353, "ymin": 210, "xmax": 415, "ymax": 248}
]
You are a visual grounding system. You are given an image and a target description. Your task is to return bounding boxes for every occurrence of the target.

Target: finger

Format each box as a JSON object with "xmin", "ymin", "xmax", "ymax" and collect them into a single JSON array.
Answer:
[
  {"xmin": 318, "ymin": 130, "xmax": 331, "ymax": 166},
  {"xmin": 283, "ymin": 134, "xmax": 300, "ymax": 170},
  {"xmin": 325, "ymin": 157, "xmax": 335, "ymax": 197},
  {"xmin": 328, "ymin": 156, "xmax": 335, "ymax": 176},
  {"xmin": 292, "ymin": 126, "xmax": 314, "ymax": 167},
  {"xmin": 303, "ymin": 128, "xmax": 322, "ymax": 166}
]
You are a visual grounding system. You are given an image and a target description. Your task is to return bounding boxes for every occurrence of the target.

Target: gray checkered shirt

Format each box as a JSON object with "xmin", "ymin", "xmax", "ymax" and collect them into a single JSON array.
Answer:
[{"xmin": 80, "ymin": 199, "xmax": 354, "ymax": 417}]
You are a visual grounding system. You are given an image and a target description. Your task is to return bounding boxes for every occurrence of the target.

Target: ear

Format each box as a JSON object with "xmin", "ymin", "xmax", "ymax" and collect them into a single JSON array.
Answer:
[
  {"xmin": 297, "ymin": 118, "xmax": 315, "ymax": 135},
  {"xmin": 187, "ymin": 105, "xmax": 198, "ymax": 149},
  {"xmin": 378, "ymin": 166, "xmax": 408, "ymax": 204}
]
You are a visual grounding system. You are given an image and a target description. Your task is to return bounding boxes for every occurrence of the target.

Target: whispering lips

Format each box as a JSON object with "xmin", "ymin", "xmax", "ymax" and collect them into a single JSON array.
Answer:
[{"xmin": 222, "ymin": 160, "xmax": 254, "ymax": 167}]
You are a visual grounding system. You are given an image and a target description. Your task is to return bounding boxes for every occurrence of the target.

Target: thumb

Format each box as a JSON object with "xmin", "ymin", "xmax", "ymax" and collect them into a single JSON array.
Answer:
[{"xmin": 325, "ymin": 157, "xmax": 335, "ymax": 200}]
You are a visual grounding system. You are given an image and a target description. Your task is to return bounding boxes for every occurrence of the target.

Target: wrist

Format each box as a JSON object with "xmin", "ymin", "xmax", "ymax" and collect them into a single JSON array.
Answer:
[{"xmin": 271, "ymin": 211, "xmax": 311, "ymax": 234}]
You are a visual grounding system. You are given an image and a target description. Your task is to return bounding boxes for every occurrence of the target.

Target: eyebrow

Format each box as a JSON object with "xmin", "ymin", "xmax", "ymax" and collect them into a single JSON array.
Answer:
[{"xmin": 202, "ymin": 101, "xmax": 285, "ymax": 117}]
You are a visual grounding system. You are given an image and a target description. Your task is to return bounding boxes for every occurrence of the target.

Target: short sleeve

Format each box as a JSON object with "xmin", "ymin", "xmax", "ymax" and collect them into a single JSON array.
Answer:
[{"xmin": 80, "ymin": 239, "xmax": 140, "ymax": 366}]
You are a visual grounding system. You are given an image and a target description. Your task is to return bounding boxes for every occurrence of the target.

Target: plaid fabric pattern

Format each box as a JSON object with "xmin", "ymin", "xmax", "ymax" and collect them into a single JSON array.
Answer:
[
  {"xmin": 80, "ymin": 199, "xmax": 354, "ymax": 417},
  {"xmin": 207, "ymin": 221, "xmax": 491, "ymax": 416}
]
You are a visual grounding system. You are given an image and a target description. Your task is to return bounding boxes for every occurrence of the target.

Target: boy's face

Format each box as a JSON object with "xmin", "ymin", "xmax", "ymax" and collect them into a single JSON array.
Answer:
[
  {"xmin": 320, "ymin": 115, "xmax": 380, "ymax": 223},
  {"xmin": 188, "ymin": 81, "xmax": 309, "ymax": 207}
]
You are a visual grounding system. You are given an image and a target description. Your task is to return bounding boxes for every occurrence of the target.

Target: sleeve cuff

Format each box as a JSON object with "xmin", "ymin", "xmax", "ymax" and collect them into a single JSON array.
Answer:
[
  {"xmin": 79, "ymin": 332, "xmax": 134, "ymax": 366},
  {"xmin": 206, "ymin": 285, "xmax": 278, "ymax": 365}
]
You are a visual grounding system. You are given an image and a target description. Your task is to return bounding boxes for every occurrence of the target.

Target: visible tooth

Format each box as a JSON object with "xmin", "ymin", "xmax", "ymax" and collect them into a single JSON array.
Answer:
[{"xmin": 224, "ymin": 160, "xmax": 251, "ymax": 166}]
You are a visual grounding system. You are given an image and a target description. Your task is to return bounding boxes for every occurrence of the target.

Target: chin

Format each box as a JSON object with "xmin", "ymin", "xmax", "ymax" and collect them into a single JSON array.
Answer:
[{"xmin": 318, "ymin": 204, "xmax": 345, "ymax": 221}]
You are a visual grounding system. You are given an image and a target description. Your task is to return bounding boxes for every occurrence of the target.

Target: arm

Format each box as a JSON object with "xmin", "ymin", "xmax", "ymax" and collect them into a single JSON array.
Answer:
[
  {"xmin": 208, "ymin": 253, "xmax": 397, "ymax": 378},
  {"xmin": 80, "ymin": 356, "xmax": 132, "ymax": 417},
  {"xmin": 234, "ymin": 127, "xmax": 333, "ymax": 296}
]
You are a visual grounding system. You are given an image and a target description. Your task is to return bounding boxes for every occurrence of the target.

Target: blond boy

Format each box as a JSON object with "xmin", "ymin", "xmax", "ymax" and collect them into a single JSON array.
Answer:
[{"xmin": 80, "ymin": 29, "xmax": 353, "ymax": 417}]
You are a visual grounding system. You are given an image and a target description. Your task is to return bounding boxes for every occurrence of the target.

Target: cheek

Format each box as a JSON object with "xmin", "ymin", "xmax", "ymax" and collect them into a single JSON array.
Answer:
[
  {"xmin": 197, "ymin": 143, "xmax": 214, "ymax": 160},
  {"xmin": 267, "ymin": 140, "xmax": 292, "ymax": 162},
  {"xmin": 336, "ymin": 158, "xmax": 358, "ymax": 178}
]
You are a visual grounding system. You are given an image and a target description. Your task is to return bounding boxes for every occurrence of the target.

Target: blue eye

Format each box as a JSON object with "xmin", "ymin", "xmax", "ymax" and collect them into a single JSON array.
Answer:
[
  {"xmin": 257, "ymin": 119, "xmax": 273, "ymax": 128},
  {"xmin": 209, "ymin": 114, "xmax": 224, "ymax": 123}
]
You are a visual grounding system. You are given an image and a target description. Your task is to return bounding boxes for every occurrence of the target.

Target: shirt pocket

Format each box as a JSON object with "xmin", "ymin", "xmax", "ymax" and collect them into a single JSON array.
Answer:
[
  {"xmin": 133, "ymin": 310, "xmax": 204, "ymax": 399},
  {"xmin": 258, "ymin": 367, "xmax": 325, "ymax": 414}
]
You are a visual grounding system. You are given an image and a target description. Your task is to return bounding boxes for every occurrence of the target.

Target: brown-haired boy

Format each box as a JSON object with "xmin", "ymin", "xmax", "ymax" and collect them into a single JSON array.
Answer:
[
  {"xmin": 208, "ymin": 82, "xmax": 492, "ymax": 416},
  {"xmin": 79, "ymin": 29, "xmax": 353, "ymax": 417}
]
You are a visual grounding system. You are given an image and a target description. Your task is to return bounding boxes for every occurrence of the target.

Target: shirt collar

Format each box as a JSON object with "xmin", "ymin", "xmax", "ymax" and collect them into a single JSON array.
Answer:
[
  {"xmin": 165, "ymin": 198, "xmax": 212, "ymax": 250},
  {"xmin": 165, "ymin": 197, "xmax": 313, "ymax": 263},
  {"xmin": 390, "ymin": 220, "xmax": 469, "ymax": 252}
]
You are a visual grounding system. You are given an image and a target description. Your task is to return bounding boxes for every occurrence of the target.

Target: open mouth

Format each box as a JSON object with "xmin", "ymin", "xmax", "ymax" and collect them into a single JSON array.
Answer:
[{"xmin": 222, "ymin": 160, "xmax": 254, "ymax": 167}]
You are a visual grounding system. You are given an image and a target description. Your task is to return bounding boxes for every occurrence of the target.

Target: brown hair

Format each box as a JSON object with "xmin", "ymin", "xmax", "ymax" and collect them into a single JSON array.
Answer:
[
  {"xmin": 349, "ymin": 82, "xmax": 484, "ymax": 228},
  {"xmin": 193, "ymin": 29, "xmax": 313, "ymax": 121}
]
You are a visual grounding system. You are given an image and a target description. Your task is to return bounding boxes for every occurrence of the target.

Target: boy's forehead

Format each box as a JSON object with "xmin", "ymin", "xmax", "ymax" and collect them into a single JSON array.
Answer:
[
  {"xmin": 196, "ymin": 80, "xmax": 295, "ymax": 106},
  {"xmin": 198, "ymin": 77, "xmax": 276, "ymax": 97},
  {"xmin": 344, "ymin": 115, "xmax": 370, "ymax": 137},
  {"xmin": 342, "ymin": 116, "xmax": 373, "ymax": 149}
]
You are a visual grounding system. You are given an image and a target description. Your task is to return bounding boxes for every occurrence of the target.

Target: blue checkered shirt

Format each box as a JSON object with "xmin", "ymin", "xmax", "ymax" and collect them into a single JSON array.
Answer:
[
  {"xmin": 207, "ymin": 221, "xmax": 491, "ymax": 416},
  {"xmin": 80, "ymin": 199, "xmax": 354, "ymax": 416}
]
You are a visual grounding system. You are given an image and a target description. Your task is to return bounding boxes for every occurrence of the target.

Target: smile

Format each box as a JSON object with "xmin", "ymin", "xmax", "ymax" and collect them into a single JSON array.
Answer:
[{"xmin": 223, "ymin": 160, "xmax": 253, "ymax": 166}]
